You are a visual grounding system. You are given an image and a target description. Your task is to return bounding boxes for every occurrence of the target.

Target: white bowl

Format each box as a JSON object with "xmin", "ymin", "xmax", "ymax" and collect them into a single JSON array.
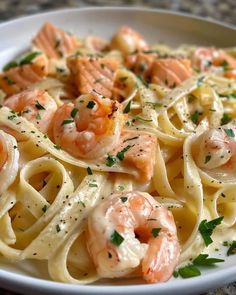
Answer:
[{"xmin": 0, "ymin": 7, "xmax": 235, "ymax": 295}]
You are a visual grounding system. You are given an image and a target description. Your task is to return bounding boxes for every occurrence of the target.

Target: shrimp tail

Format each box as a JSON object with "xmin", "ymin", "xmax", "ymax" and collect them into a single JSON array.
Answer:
[{"xmin": 142, "ymin": 233, "xmax": 180, "ymax": 283}]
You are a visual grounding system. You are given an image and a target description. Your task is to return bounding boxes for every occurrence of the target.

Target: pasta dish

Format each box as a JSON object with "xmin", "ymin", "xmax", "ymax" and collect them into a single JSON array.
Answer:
[{"xmin": 0, "ymin": 23, "xmax": 235, "ymax": 284}]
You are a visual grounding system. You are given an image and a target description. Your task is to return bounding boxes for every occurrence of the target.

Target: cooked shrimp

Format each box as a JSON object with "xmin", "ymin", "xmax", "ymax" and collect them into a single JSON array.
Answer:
[
  {"xmin": 0, "ymin": 53, "xmax": 48, "ymax": 96},
  {"xmin": 195, "ymin": 123, "xmax": 236, "ymax": 170},
  {"xmin": 87, "ymin": 191, "xmax": 180, "ymax": 283},
  {"xmin": 0, "ymin": 130, "xmax": 19, "ymax": 195},
  {"xmin": 111, "ymin": 130, "xmax": 157, "ymax": 182},
  {"xmin": 33, "ymin": 22, "xmax": 80, "ymax": 59},
  {"xmin": 111, "ymin": 26, "xmax": 149, "ymax": 55},
  {"xmin": 67, "ymin": 55, "xmax": 120, "ymax": 98},
  {"xmin": 51, "ymin": 92, "xmax": 124, "ymax": 159},
  {"xmin": 193, "ymin": 47, "xmax": 236, "ymax": 77},
  {"xmin": 3, "ymin": 89, "xmax": 57, "ymax": 134},
  {"xmin": 151, "ymin": 58, "xmax": 192, "ymax": 88}
]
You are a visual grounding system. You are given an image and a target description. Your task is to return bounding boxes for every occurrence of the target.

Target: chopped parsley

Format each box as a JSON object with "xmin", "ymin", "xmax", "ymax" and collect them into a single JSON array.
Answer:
[
  {"xmin": 56, "ymin": 67, "xmax": 65, "ymax": 73},
  {"xmin": 197, "ymin": 76, "xmax": 205, "ymax": 87},
  {"xmin": 221, "ymin": 113, "xmax": 232, "ymax": 125},
  {"xmin": 3, "ymin": 60, "xmax": 18, "ymax": 71},
  {"xmin": 120, "ymin": 196, "xmax": 128, "ymax": 203},
  {"xmin": 224, "ymin": 128, "xmax": 235, "ymax": 137},
  {"xmin": 190, "ymin": 110, "xmax": 200, "ymax": 125},
  {"xmin": 178, "ymin": 265, "xmax": 201, "ymax": 278},
  {"xmin": 106, "ymin": 155, "xmax": 117, "ymax": 167},
  {"xmin": 116, "ymin": 145, "xmax": 133, "ymax": 161},
  {"xmin": 89, "ymin": 182, "xmax": 98, "ymax": 188},
  {"xmin": 227, "ymin": 241, "xmax": 236, "ymax": 256},
  {"xmin": 87, "ymin": 101, "xmax": 96, "ymax": 109},
  {"xmin": 3, "ymin": 76, "xmax": 15, "ymax": 85},
  {"xmin": 53, "ymin": 144, "xmax": 61, "ymax": 150},
  {"xmin": 42, "ymin": 205, "xmax": 48, "ymax": 213},
  {"xmin": 193, "ymin": 254, "xmax": 224, "ymax": 266},
  {"xmin": 204, "ymin": 155, "xmax": 211, "ymax": 164},
  {"xmin": 151, "ymin": 228, "xmax": 161, "ymax": 238},
  {"xmin": 123, "ymin": 100, "xmax": 131, "ymax": 113},
  {"xmin": 36, "ymin": 113, "xmax": 41, "ymax": 120},
  {"xmin": 56, "ymin": 224, "xmax": 61, "ymax": 233},
  {"xmin": 3, "ymin": 51, "xmax": 41, "ymax": 71},
  {"xmin": 110, "ymin": 230, "xmax": 124, "ymax": 246},
  {"xmin": 220, "ymin": 60, "xmax": 230, "ymax": 71},
  {"xmin": 35, "ymin": 100, "xmax": 45, "ymax": 110},
  {"xmin": 87, "ymin": 167, "xmax": 93, "ymax": 175},
  {"xmin": 19, "ymin": 52, "xmax": 41, "ymax": 66},
  {"xmin": 61, "ymin": 119, "xmax": 74, "ymax": 126},
  {"xmin": 137, "ymin": 75, "xmax": 149, "ymax": 88},
  {"xmin": 71, "ymin": 108, "xmax": 79, "ymax": 118},
  {"xmin": 119, "ymin": 76, "xmax": 128, "ymax": 82},
  {"xmin": 198, "ymin": 216, "xmax": 224, "ymax": 246}
]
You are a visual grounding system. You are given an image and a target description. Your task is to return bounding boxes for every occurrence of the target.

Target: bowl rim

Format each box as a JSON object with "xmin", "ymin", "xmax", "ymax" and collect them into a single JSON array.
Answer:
[
  {"xmin": 0, "ymin": 6, "xmax": 235, "ymax": 295},
  {"xmin": 0, "ymin": 6, "xmax": 235, "ymax": 31}
]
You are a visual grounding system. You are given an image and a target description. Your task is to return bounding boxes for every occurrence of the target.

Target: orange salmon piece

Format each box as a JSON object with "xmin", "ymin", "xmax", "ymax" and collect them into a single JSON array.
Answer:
[
  {"xmin": 0, "ymin": 54, "xmax": 48, "ymax": 96},
  {"xmin": 125, "ymin": 51, "xmax": 156, "ymax": 80},
  {"xmin": 112, "ymin": 130, "xmax": 157, "ymax": 182},
  {"xmin": 151, "ymin": 58, "xmax": 192, "ymax": 88},
  {"xmin": 193, "ymin": 47, "xmax": 236, "ymax": 78},
  {"xmin": 67, "ymin": 55, "xmax": 120, "ymax": 98},
  {"xmin": 32, "ymin": 22, "xmax": 79, "ymax": 59}
]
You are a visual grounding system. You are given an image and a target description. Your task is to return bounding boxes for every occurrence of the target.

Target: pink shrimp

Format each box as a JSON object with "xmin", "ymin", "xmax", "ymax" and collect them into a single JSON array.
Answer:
[
  {"xmin": 0, "ymin": 130, "xmax": 19, "ymax": 195},
  {"xmin": 86, "ymin": 191, "xmax": 180, "ymax": 283},
  {"xmin": 51, "ymin": 92, "xmax": 124, "ymax": 159},
  {"xmin": 195, "ymin": 123, "xmax": 236, "ymax": 170},
  {"xmin": 3, "ymin": 89, "xmax": 57, "ymax": 135},
  {"xmin": 110, "ymin": 26, "xmax": 149, "ymax": 55}
]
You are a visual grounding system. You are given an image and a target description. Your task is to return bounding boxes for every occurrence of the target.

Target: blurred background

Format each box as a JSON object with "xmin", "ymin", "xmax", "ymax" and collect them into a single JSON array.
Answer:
[{"xmin": 0, "ymin": 0, "xmax": 235, "ymax": 24}]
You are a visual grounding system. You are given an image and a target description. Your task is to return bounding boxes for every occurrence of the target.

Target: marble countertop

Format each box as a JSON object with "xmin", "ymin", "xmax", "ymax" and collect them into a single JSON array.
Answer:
[{"xmin": 0, "ymin": 1, "xmax": 235, "ymax": 295}]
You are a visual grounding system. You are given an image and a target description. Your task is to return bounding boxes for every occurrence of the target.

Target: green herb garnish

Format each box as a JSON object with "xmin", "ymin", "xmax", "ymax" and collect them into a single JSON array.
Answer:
[
  {"xmin": 224, "ymin": 128, "xmax": 235, "ymax": 137},
  {"xmin": 71, "ymin": 108, "xmax": 78, "ymax": 118},
  {"xmin": 151, "ymin": 228, "xmax": 161, "ymax": 238},
  {"xmin": 123, "ymin": 101, "xmax": 131, "ymax": 113},
  {"xmin": 87, "ymin": 167, "xmax": 93, "ymax": 175},
  {"xmin": 193, "ymin": 254, "xmax": 224, "ymax": 266},
  {"xmin": 56, "ymin": 224, "xmax": 61, "ymax": 232},
  {"xmin": 19, "ymin": 52, "xmax": 41, "ymax": 65},
  {"xmin": 120, "ymin": 196, "xmax": 128, "ymax": 203},
  {"xmin": 198, "ymin": 216, "xmax": 224, "ymax": 246},
  {"xmin": 87, "ymin": 101, "xmax": 96, "ymax": 109},
  {"xmin": 191, "ymin": 110, "xmax": 200, "ymax": 125},
  {"xmin": 110, "ymin": 230, "xmax": 124, "ymax": 246},
  {"xmin": 178, "ymin": 265, "xmax": 201, "ymax": 278},
  {"xmin": 204, "ymin": 155, "xmax": 211, "ymax": 164},
  {"xmin": 116, "ymin": 145, "xmax": 133, "ymax": 161},
  {"xmin": 106, "ymin": 155, "xmax": 117, "ymax": 167},
  {"xmin": 227, "ymin": 241, "xmax": 236, "ymax": 256},
  {"xmin": 61, "ymin": 119, "xmax": 74, "ymax": 126},
  {"xmin": 42, "ymin": 205, "xmax": 48, "ymax": 213},
  {"xmin": 35, "ymin": 100, "xmax": 45, "ymax": 110},
  {"xmin": 221, "ymin": 113, "xmax": 232, "ymax": 125}
]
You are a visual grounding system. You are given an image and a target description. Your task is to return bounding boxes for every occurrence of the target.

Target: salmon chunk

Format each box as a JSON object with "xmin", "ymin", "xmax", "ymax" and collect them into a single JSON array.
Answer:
[
  {"xmin": 33, "ymin": 22, "xmax": 79, "ymax": 59},
  {"xmin": 151, "ymin": 58, "xmax": 192, "ymax": 88},
  {"xmin": 0, "ymin": 53, "xmax": 48, "ymax": 96},
  {"xmin": 67, "ymin": 55, "xmax": 120, "ymax": 98},
  {"xmin": 112, "ymin": 130, "xmax": 157, "ymax": 182},
  {"xmin": 193, "ymin": 47, "xmax": 236, "ymax": 78},
  {"xmin": 111, "ymin": 26, "xmax": 149, "ymax": 55},
  {"xmin": 125, "ymin": 51, "xmax": 157, "ymax": 80}
]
